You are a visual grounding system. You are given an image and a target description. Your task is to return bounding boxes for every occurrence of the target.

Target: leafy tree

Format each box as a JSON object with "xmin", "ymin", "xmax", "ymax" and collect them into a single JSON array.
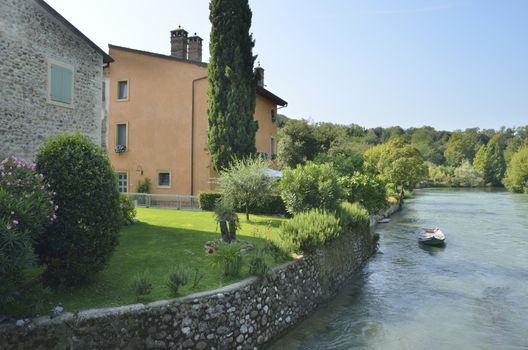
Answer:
[
  {"xmin": 35, "ymin": 133, "xmax": 121, "ymax": 286},
  {"xmin": 473, "ymin": 134, "xmax": 506, "ymax": 186},
  {"xmin": 365, "ymin": 141, "xmax": 427, "ymax": 206},
  {"xmin": 341, "ymin": 172, "xmax": 387, "ymax": 214},
  {"xmin": 280, "ymin": 162, "xmax": 343, "ymax": 215},
  {"xmin": 427, "ymin": 162, "xmax": 455, "ymax": 186},
  {"xmin": 207, "ymin": 0, "xmax": 258, "ymax": 171},
  {"xmin": 444, "ymin": 129, "xmax": 482, "ymax": 166},
  {"xmin": 453, "ymin": 160, "xmax": 484, "ymax": 187},
  {"xmin": 277, "ymin": 119, "xmax": 318, "ymax": 168},
  {"xmin": 218, "ymin": 157, "xmax": 274, "ymax": 221},
  {"xmin": 503, "ymin": 147, "xmax": 528, "ymax": 193}
]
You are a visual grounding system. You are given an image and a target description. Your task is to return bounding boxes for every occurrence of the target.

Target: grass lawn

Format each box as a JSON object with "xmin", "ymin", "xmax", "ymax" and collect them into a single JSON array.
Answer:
[{"xmin": 5, "ymin": 208, "xmax": 289, "ymax": 318}]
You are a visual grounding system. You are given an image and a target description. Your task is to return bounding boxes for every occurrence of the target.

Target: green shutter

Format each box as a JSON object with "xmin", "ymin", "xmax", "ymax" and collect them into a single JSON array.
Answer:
[{"xmin": 50, "ymin": 64, "xmax": 73, "ymax": 104}]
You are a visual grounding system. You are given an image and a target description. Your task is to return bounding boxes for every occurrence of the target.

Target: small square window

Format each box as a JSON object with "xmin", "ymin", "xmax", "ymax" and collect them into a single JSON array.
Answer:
[
  {"xmin": 158, "ymin": 172, "xmax": 171, "ymax": 187},
  {"xmin": 117, "ymin": 80, "xmax": 128, "ymax": 100},
  {"xmin": 271, "ymin": 109, "xmax": 276, "ymax": 123},
  {"xmin": 48, "ymin": 60, "xmax": 74, "ymax": 106}
]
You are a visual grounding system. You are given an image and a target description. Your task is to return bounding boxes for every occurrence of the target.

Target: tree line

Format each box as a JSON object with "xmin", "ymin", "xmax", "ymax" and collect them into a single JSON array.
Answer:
[{"xmin": 277, "ymin": 116, "xmax": 528, "ymax": 194}]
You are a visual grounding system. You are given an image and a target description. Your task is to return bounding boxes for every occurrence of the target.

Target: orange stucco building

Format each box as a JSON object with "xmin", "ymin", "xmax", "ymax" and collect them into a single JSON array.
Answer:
[{"xmin": 104, "ymin": 28, "xmax": 287, "ymax": 195}]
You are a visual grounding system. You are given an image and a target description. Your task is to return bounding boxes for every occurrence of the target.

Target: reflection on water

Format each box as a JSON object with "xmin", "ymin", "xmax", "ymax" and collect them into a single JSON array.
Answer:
[{"xmin": 268, "ymin": 189, "xmax": 528, "ymax": 350}]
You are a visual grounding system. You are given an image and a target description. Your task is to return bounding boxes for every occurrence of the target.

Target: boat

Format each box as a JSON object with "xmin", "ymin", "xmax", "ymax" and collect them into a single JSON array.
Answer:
[
  {"xmin": 418, "ymin": 228, "xmax": 445, "ymax": 246},
  {"xmin": 377, "ymin": 218, "xmax": 391, "ymax": 224}
]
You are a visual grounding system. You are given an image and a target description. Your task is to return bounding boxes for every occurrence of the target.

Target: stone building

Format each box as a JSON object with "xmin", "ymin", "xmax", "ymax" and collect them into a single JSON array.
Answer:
[
  {"xmin": 105, "ymin": 27, "xmax": 287, "ymax": 195},
  {"xmin": 0, "ymin": 0, "xmax": 113, "ymax": 161}
]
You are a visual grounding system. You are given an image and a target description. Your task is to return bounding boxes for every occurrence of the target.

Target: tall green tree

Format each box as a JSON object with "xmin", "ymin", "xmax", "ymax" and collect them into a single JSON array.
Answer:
[
  {"xmin": 207, "ymin": 0, "xmax": 258, "ymax": 171},
  {"xmin": 503, "ymin": 146, "xmax": 528, "ymax": 193},
  {"xmin": 473, "ymin": 134, "xmax": 506, "ymax": 186},
  {"xmin": 277, "ymin": 119, "xmax": 318, "ymax": 168}
]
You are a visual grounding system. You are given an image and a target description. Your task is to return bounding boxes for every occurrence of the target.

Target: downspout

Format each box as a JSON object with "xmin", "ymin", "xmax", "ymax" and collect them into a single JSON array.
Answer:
[{"xmin": 191, "ymin": 76, "xmax": 208, "ymax": 196}]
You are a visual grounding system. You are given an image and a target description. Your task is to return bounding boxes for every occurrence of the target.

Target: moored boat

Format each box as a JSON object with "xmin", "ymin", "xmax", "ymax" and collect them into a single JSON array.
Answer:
[{"xmin": 419, "ymin": 228, "xmax": 445, "ymax": 246}]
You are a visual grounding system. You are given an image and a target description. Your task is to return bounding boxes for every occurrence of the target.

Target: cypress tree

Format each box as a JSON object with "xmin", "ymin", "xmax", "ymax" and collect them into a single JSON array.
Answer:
[{"xmin": 207, "ymin": 0, "xmax": 258, "ymax": 171}]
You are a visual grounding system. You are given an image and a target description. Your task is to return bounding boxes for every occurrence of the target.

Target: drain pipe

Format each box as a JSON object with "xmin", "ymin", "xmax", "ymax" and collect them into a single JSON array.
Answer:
[{"xmin": 191, "ymin": 76, "xmax": 208, "ymax": 196}]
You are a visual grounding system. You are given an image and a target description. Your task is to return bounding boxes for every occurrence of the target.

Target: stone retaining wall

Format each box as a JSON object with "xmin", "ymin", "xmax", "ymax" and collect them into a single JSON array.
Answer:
[{"xmin": 0, "ymin": 228, "xmax": 376, "ymax": 350}]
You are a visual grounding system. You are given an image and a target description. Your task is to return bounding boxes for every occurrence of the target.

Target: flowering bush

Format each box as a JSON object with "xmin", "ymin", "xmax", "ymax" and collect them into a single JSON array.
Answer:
[{"xmin": 0, "ymin": 156, "xmax": 56, "ymax": 306}]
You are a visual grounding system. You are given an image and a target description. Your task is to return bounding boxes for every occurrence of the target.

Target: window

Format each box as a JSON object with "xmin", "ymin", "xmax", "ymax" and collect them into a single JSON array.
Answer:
[
  {"xmin": 117, "ymin": 80, "xmax": 128, "ymax": 100},
  {"xmin": 158, "ymin": 171, "xmax": 171, "ymax": 188},
  {"xmin": 117, "ymin": 172, "xmax": 128, "ymax": 193},
  {"xmin": 270, "ymin": 137, "xmax": 276, "ymax": 160},
  {"xmin": 115, "ymin": 123, "xmax": 128, "ymax": 148},
  {"xmin": 271, "ymin": 109, "xmax": 276, "ymax": 123},
  {"xmin": 48, "ymin": 60, "xmax": 74, "ymax": 106}
]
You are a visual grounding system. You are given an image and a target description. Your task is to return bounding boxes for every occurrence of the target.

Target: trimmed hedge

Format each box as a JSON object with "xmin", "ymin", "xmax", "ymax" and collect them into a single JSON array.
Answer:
[
  {"xmin": 199, "ymin": 192, "xmax": 222, "ymax": 211},
  {"xmin": 199, "ymin": 192, "xmax": 287, "ymax": 215}
]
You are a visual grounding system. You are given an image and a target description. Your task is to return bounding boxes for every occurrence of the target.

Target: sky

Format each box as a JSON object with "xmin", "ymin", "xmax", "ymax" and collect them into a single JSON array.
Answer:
[{"xmin": 45, "ymin": 0, "xmax": 528, "ymax": 131}]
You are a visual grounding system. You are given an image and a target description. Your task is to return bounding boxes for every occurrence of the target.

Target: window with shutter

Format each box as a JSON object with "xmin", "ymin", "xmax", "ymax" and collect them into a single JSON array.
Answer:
[{"xmin": 48, "ymin": 61, "xmax": 73, "ymax": 106}]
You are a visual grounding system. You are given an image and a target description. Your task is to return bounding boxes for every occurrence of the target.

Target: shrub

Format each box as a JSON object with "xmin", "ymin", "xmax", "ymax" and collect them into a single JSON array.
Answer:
[
  {"xmin": 341, "ymin": 172, "xmax": 387, "ymax": 214},
  {"xmin": 281, "ymin": 209, "xmax": 342, "ymax": 254},
  {"xmin": 248, "ymin": 248, "xmax": 269, "ymax": 276},
  {"xmin": 338, "ymin": 202, "xmax": 370, "ymax": 232},
  {"xmin": 200, "ymin": 192, "xmax": 287, "ymax": 215},
  {"xmin": 166, "ymin": 267, "xmax": 189, "ymax": 296},
  {"xmin": 136, "ymin": 177, "xmax": 152, "ymax": 193},
  {"xmin": 0, "ymin": 156, "xmax": 56, "ymax": 307},
  {"xmin": 35, "ymin": 132, "xmax": 121, "ymax": 287},
  {"xmin": 214, "ymin": 201, "xmax": 239, "ymax": 242},
  {"xmin": 209, "ymin": 242, "xmax": 244, "ymax": 277},
  {"xmin": 131, "ymin": 271, "xmax": 152, "ymax": 300},
  {"xmin": 453, "ymin": 160, "xmax": 484, "ymax": 187},
  {"xmin": 199, "ymin": 192, "xmax": 222, "ymax": 211},
  {"xmin": 280, "ymin": 162, "xmax": 343, "ymax": 215},
  {"xmin": 119, "ymin": 194, "xmax": 137, "ymax": 225}
]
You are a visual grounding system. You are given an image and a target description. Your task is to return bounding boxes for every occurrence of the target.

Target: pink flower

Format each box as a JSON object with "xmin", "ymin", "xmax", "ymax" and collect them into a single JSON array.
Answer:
[
  {"xmin": 54, "ymin": 205, "xmax": 59, "ymax": 210},
  {"xmin": 12, "ymin": 220, "xmax": 19, "ymax": 225}
]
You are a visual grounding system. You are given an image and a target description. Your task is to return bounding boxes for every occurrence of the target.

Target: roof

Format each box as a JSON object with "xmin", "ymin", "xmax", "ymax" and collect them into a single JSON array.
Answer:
[
  {"xmin": 108, "ymin": 45, "xmax": 288, "ymax": 106},
  {"xmin": 35, "ymin": 0, "xmax": 113, "ymax": 64},
  {"xmin": 108, "ymin": 44, "xmax": 208, "ymax": 68}
]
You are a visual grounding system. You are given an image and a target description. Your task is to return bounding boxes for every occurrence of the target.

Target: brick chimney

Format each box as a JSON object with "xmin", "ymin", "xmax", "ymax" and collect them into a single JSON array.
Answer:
[
  {"xmin": 255, "ymin": 65, "xmax": 264, "ymax": 87},
  {"xmin": 188, "ymin": 33, "xmax": 203, "ymax": 62},
  {"xmin": 170, "ymin": 26, "xmax": 188, "ymax": 59}
]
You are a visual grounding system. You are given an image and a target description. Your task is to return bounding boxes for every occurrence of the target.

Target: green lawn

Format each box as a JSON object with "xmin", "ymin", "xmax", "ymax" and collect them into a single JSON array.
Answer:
[{"xmin": 6, "ymin": 208, "xmax": 289, "ymax": 318}]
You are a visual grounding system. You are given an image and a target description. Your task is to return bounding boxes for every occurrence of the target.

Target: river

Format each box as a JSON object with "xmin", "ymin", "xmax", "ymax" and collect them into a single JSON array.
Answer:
[{"xmin": 268, "ymin": 189, "xmax": 528, "ymax": 350}]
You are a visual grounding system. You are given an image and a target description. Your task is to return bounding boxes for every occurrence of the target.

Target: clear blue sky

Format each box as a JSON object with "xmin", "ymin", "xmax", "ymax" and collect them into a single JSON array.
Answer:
[{"xmin": 46, "ymin": 0, "xmax": 528, "ymax": 131}]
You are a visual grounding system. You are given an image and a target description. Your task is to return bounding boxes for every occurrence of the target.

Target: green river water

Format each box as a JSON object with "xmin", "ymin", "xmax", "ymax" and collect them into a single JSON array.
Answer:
[{"xmin": 269, "ymin": 189, "xmax": 528, "ymax": 350}]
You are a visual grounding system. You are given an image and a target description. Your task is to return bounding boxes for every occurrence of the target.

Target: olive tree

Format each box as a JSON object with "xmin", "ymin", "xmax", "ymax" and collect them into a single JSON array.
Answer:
[{"xmin": 218, "ymin": 157, "xmax": 274, "ymax": 222}]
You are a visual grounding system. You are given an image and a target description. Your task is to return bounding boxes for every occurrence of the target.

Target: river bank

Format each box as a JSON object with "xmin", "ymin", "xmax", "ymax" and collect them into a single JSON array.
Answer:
[{"xmin": 268, "ymin": 189, "xmax": 528, "ymax": 349}]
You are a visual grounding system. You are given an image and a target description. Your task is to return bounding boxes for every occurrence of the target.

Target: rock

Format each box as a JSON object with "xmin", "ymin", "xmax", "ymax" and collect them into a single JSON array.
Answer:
[
  {"xmin": 261, "ymin": 315, "xmax": 268, "ymax": 326},
  {"xmin": 196, "ymin": 341, "xmax": 208, "ymax": 350},
  {"xmin": 240, "ymin": 325, "xmax": 248, "ymax": 334},
  {"xmin": 237, "ymin": 334, "xmax": 245, "ymax": 343},
  {"xmin": 217, "ymin": 326, "xmax": 229, "ymax": 335},
  {"xmin": 182, "ymin": 339, "xmax": 194, "ymax": 348}
]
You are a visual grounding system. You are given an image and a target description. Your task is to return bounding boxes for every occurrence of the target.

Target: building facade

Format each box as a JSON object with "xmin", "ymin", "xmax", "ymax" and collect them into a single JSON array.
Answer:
[
  {"xmin": 105, "ymin": 28, "xmax": 287, "ymax": 195},
  {"xmin": 0, "ymin": 0, "xmax": 112, "ymax": 161}
]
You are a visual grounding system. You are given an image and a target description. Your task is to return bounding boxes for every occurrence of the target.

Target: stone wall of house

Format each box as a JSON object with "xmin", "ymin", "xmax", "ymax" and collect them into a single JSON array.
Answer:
[
  {"xmin": 0, "ymin": 0, "xmax": 104, "ymax": 161},
  {"xmin": 0, "ymin": 227, "xmax": 375, "ymax": 350}
]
